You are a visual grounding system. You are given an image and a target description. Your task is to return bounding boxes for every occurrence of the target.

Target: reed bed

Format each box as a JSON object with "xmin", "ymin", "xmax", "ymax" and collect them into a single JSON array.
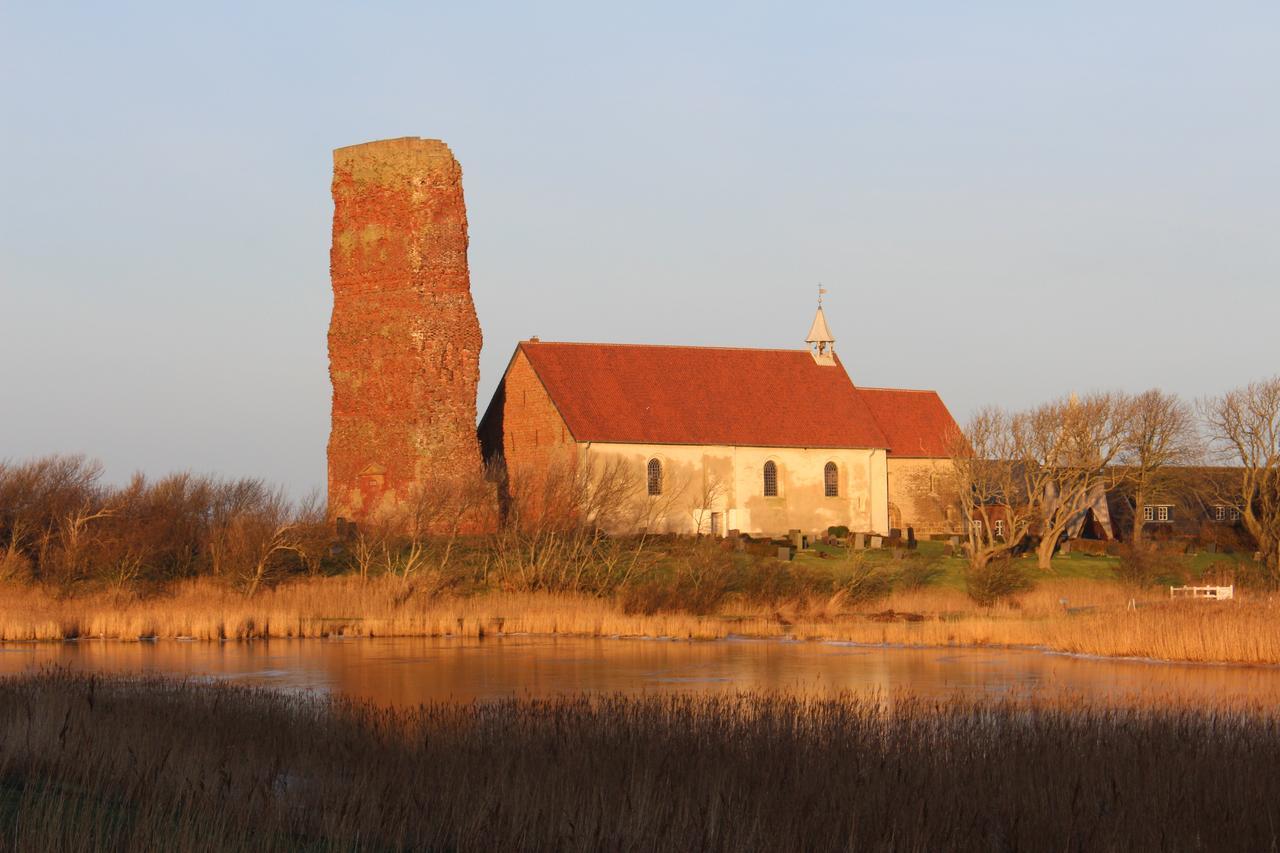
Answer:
[
  {"xmin": 3, "ymin": 577, "xmax": 1280, "ymax": 665},
  {"xmin": 2, "ymin": 671, "xmax": 1279, "ymax": 851}
]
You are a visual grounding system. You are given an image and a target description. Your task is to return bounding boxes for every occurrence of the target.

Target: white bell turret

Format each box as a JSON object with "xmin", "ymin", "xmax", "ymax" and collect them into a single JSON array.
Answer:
[{"xmin": 806, "ymin": 286, "xmax": 836, "ymax": 365}]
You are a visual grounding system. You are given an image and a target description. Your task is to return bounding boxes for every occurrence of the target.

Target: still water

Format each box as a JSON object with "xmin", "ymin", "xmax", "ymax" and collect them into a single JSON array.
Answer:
[{"xmin": 3, "ymin": 636, "xmax": 1280, "ymax": 707}]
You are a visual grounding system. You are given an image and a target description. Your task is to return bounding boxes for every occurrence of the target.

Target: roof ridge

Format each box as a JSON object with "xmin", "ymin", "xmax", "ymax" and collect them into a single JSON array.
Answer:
[
  {"xmin": 520, "ymin": 340, "xmax": 810, "ymax": 354},
  {"xmin": 858, "ymin": 386, "xmax": 940, "ymax": 394}
]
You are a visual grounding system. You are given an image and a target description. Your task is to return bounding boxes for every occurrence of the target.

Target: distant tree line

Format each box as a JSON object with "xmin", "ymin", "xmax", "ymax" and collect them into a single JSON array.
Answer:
[
  {"xmin": 0, "ymin": 458, "xmax": 329, "ymax": 595},
  {"xmin": 951, "ymin": 375, "xmax": 1280, "ymax": 584}
]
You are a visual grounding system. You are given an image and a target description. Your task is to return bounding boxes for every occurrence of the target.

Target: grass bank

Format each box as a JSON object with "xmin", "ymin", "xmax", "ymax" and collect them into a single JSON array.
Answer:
[
  {"xmin": 3, "ymin": 671, "xmax": 1280, "ymax": 851},
  {"xmin": 3, "ymin": 572, "xmax": 1280, "ymax": 665}
]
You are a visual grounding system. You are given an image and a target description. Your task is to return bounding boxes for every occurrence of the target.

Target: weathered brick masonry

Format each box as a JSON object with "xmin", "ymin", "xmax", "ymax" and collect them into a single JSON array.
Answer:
[
  {"xmin": 327, "ymin": 137, "xmax": 485, "ymax": 523},
  {"xmin": 478, "ymin": 345, "xmax": 577, "ymax": 481}
]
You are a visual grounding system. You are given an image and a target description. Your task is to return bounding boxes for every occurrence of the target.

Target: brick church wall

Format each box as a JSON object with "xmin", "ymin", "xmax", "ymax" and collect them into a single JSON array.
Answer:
[
  {"xmin": 479, "ymin": 346, "xmax": 578, "ymax": 508},
  {"xmin": 327, "ymin": 137, "xmax": 486, "ymax": 523}
]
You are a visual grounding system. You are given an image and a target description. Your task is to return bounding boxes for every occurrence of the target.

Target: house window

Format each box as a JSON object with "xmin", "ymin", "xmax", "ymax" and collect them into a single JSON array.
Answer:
[
  {"xmin": 1215, "ymin": 505, "xmax": 1241, "ymax": 522},
  {"xmin": 971, "ymin": 519, "xmax": 983, "ymax": 534},
  {"xmin": 994, "ymin": 519, "xmax": 1005, "ymax": 539},
  {"xmin": 824, "ymin": 462, "xmax": 838, "ymax": 497},
  {"xmin": 646, "ymin": 458, "xmax": 663, "ymax": 496},
  {"xmin": 1145, "ymin": 505, "xmax": 1173, "ymax": 523},
  {"xmin": 763, "ymin": 461, "xmax": 778, "ymax": 497}
]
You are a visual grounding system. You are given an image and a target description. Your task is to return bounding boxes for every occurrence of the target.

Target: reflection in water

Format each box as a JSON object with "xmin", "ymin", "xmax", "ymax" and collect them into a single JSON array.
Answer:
[{"xmin": 1, "ymin": 637, "xmax": 1278, "ymax": 708}]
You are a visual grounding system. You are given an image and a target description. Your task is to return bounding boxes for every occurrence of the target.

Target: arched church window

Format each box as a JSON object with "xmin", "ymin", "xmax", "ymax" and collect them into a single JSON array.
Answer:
[
  {"xmin": 763, "ymin": 461, "xmax": 778, "ymax": 497},
  {"xmin": 647, "ymin": 458, "xmax": 663, "ymax": 496},
  {"xmin": 824, "ymin": 462, "xmax": 839, "ymax": 497}
]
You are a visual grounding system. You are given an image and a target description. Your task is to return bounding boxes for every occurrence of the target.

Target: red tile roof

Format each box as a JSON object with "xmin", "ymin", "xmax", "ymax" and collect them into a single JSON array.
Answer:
[
  {"xmin": 515, "ymin": 341, "xmax": 959, "ymax": 453},
  {"xmin": 857, "ymin": 388, "xmax": 961, "ymax": 457}
]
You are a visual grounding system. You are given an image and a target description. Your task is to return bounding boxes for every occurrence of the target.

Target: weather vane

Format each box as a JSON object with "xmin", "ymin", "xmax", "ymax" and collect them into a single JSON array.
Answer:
[{"xmin": 817, "ymin": 283, "xmax": 827, "ymax": 307}]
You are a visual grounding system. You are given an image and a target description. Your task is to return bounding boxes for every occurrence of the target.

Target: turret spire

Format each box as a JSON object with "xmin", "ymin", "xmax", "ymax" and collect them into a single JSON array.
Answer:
[{"xmin": 806, "ymin": 285, "xmax": 836, "ymax": 365}]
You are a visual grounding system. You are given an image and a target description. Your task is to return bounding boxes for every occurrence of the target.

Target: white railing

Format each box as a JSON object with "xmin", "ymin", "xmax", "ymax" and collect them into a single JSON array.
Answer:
[{"xmin": 1169, "ymin": 585, "xmax": 1234, "ymax": 601}]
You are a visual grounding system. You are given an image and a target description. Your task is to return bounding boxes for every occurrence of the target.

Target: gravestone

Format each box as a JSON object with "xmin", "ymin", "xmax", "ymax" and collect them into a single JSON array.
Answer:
[
  {"xmin": 777, "ymin": 546, "xmax": 793, "ymax": 561},
  {"xmin": 906, "ymin": 526, "xmax": 917, "ymax": 550},
  {"xmin": 870, "ymin": 535, "xmax": 883, "ymax": 549},
  {"xmin": 853, "ymin": 533, "xmax": 866, "ymax": 550}
]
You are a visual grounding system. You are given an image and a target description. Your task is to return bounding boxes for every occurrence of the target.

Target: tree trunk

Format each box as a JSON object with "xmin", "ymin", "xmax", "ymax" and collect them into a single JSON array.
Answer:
[
  {"xmin": 1131, "ymin": 489, "xmax": 1145, "ymax": 546},
  {"xmin": 1036, "ymin": 535, "xmax": 1056, "ymax": 571}
]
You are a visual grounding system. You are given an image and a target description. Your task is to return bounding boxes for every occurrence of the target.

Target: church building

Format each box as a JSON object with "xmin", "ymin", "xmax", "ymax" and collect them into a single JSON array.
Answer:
[{"xmin": 478, "ymin": 307, "xmax": 961, "ymax": 539}]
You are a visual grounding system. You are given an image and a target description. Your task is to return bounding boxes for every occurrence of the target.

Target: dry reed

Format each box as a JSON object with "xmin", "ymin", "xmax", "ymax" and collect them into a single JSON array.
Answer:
[
  {"xmin": 2, "ymin": 576, "xmax": 1280, "ymax": 665},
  {"xmin": 2, "ymin": 671, "xmax": 1279, "ymax": 851}
]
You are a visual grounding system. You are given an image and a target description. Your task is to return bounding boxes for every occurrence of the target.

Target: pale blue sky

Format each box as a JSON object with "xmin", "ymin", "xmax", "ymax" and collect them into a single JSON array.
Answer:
[{"xmin": 2, "ymin": 2, "xmax": 1277, "ymax": 495}]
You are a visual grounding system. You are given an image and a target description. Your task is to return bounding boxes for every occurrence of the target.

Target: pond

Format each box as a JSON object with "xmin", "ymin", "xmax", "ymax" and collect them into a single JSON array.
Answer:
[{"xmin": 3, "ymin": 635, "xmax": 1278, "ymax": 707}]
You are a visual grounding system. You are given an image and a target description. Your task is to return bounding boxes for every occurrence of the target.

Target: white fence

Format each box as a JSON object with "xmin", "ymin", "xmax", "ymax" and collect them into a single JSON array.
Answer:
[{"xmin": 1169, "ymin": 585, "xmax": 1234, "ymax": 601}]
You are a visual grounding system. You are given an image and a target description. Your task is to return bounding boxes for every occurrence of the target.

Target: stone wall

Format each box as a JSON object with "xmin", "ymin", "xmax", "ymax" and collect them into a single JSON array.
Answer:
[
  {"xmin": 327, "ymin": 137, "xmax": 486, "ymax": 524},
  {"xmin": 884, "ymin": 457, "xmax": 961, "ymax": 535}
]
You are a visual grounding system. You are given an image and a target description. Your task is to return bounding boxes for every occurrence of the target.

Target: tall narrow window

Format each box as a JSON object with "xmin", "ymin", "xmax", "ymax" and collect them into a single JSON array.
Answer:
[
  {"xmin": 824, "ymin": 462, "xmax": 839, "ymax": 497},
  {"xmin": 763, "ymin": 460, "xmax": 778, "ymax": 497},
  {"xmin": 646, "ymin": 458, "xmax": 663, "ymax": 496}
]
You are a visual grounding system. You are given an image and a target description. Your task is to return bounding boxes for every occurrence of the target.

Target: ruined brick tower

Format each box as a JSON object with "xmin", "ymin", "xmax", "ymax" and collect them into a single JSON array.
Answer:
[{"xmin": 327, "ymin": 137, "xmax": 485, "ymax": 523}]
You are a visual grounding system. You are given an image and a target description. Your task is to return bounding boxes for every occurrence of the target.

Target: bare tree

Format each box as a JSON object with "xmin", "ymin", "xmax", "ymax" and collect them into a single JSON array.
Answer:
[
  {"xmin": 0, "ymin": 455, "xmax": 107, "ymax": 582},
  {"xmin": 50, "ymin": 500, "xmax": 115, "ymax": 589},
  {"xmin": 1117, "ymin": 389, "xmax": 1201, "ymax": 544},
  {"xmin": 953, "ymin": 395, "xmax": 1130, "ymax": 571},
  {"xmin": 1024, "ymin": 393, "xmax": 1130, "ymax": 570},
  {"xmin": 490, "ymin": 453, "xmax": 669, "ymax": 594},
  {"xmin": 207, "ymin": 480, "xmax": 311, "ymax": 595},
  {"xmin": 1202, "ymin": 376, "xmax": 1280, "ymax": 579},
  {"xmin": 687, "ymin": 469, "xmax": 729, "ymax": 537},
  {"xmin": 950, "ymin": 407, "xmax": 1041, "ymax": 570}
]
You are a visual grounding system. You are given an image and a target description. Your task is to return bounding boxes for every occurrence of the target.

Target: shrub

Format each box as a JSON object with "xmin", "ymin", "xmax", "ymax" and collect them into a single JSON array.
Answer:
[
  {"xmin": 894, "ymin": 555, "xmax": 944, "ymax": 591},
  {"xmin": 838, "ymin": 556, "xmax": 893, "ymax": 606},
  {"xmin": 620, "ymin": 542, "xmax": 740, "ymax": 616},
  {"xmin": 1202, "ymin": 558, "xmax": 1275, "ymax": 591},
  {"xmin": 739, "ymin": 557, "xmax": 831, "ymax": 609},
  {"xmin": 1112, "ymin": 544, "xmax": 1171, "ymax": 589},
  {"xmin": 964, "ymin": 557, "xmax": 1034, "ymax": 607}
]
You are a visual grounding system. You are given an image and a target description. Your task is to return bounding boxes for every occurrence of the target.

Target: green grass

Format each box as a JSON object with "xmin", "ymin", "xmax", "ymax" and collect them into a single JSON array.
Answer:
[{"xmin": 795, "ymin": 538, "xmax": 1264, "ymax": 593}]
